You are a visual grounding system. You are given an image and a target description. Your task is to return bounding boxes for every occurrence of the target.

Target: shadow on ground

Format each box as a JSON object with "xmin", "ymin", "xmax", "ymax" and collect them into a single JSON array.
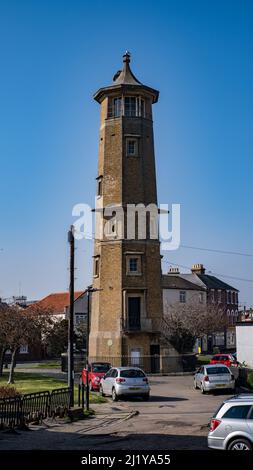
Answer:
[
  {"xmin": 116, "ymin": 395, "xmax": 188, "ymax": 403},
  {"xmin": 0, "ymin": 429, "xmax": 208, "ymax": 450}
]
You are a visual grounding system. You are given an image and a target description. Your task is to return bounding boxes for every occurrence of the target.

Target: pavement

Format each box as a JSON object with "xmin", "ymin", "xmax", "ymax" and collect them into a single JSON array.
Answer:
[{"xmin": 0, "ymin": 375, "xmax": 241, "ymax": 450}]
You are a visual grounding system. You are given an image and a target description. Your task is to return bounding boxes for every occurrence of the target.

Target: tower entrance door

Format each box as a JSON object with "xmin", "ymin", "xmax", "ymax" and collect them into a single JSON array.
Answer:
[{"xmin": 150, "ymin": 344, "xmax": 160, "ymax": 373}]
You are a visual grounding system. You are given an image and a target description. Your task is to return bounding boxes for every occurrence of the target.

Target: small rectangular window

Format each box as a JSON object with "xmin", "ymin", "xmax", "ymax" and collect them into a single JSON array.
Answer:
[
  {"xmin": 108, "ymin": 97, "xmax": 121, "ymax": 118},
  {"xmin": 138, "ymin": 98, "xmax": 145, "ymax": 117},
  {"xmin": 199, "ymin": 292, "xmax": 204, "ymax": 303},
  {"xmin": 124, "ymin": 97, "xmax": 137, "ymax": 116},
  {"xmin": 126, "ymin": 255, "xmax": 141, "ymax": 275},
  {"xmin": 129, "ymin": 258, "xmax": 138, "ymax": 272},
  {"xmin": 97, "ymin": 178, "xmax": 102, "ymax": 196},
  {"xmin": 179, "ymin": 291, "xmax": 186, "ymax": 303},
  {"xmin": 126, "ymin": 138, "xmax": 138, "ymax": 156},
  {"xmin": 94, "ymin": 258, "xmax": 100, "ymax": 277}
]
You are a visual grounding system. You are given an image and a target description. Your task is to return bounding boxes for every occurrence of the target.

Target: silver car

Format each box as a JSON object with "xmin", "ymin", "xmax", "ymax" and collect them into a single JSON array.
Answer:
[
  {"xmin": 194, "ymin": 364, "xmax": 235, "ymax": 393},
  {"xmin": 99, "ymin": 367, "xmax": 150, "ymax": 401},
  {"xmin": 208, "ymin": 394, "xmax": 253, "ymax": 450}
]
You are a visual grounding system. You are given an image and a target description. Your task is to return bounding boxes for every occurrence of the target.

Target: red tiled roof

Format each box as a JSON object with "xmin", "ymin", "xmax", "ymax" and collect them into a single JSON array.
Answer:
[{"xmin": 33, "ymin": 291, "xmax": 85, "ymax": 315}]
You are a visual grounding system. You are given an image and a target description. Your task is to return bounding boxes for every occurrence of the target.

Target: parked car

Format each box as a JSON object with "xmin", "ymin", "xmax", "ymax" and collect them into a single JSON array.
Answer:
[
  {"xmin": 99, "ymin": 367, "xmax": 150, "ymax": 401},
  {"xmin": 210, "ymin": 354, "xmax": 237, "ymax": 367},
  {"xmin": 194, "ymin": 364, "xmax": 235, "ymax": 394},
  {"xmin": 80, "ymin": 362, "xmax": 111, "ymax": 391},
  {"xmin": 208, "ymin": 394, "xmax": 253, "ymax": 450}
]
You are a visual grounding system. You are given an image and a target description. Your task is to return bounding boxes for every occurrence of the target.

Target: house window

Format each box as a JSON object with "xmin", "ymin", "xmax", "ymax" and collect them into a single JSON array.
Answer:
[
  {"xmin": 126, "ymin": 255, "xmax": 141, "ymax": 275},
  {"xmin": 124, "ymin": 97, "xmax": 137, "ymax": 116},
  {"xmin": 199, "ymin": 292, "xmax": 204, "ymax": 303},
  {"xmin": 179, "ymin": 291, "xmax": 186, "ymax": 303},
  {"xmin": 138, "ymin": 98, "xmax": 145, "ymax": 117},
  {"xmin": 210, "ymin": 289, "xmax": 215, "ymax": 303},
  {"xmin": 97, "ymin": 177, "xmax": 103, "ymax": 196},
  {"xmin": 227, "ymin": 290, "xmax": 231, "ymax": 304},
  {"xmin": 108, "ymin": 97, "xmax": 122, "ymax": 118},
  {"xmin": 75, "ymin": 314, "xmax": 86, "ymax": 326},
  {"xmin": 218, "ymin": 290, "xmax": 222, "ymax": 303},
  {"xmin": 19, "ymin": 345, "xmax": 28, "ymax": 354},
  {"xmin": 129, "ymin": 258, "xmax": 138, "ymax": 272},
  {"xmin": 126, "ymin": 138, "xmax": 138, "ymax": 156},
  {"xmin": 94, "ymin": 257, "xmax": 100, "ymax": 277}
]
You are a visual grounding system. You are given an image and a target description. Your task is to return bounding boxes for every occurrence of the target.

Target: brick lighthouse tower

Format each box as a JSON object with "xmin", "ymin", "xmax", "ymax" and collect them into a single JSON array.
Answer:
[{"xmin": 89, "ymin": 52, "xmax": 163, "ymax": 372}]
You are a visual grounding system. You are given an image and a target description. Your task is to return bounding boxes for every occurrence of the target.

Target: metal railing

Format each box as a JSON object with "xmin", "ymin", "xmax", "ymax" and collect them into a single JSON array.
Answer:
[
  {"xmin": 49, "ymin": 388, "xmax": 71, "ymax": 417},
  {"xmin": 88, "ymin": 354, "xmax": 196, "ymax": 374},
  {"xmin": 0, "ymin": 387, "xmax": 71, "ymax": 430}
]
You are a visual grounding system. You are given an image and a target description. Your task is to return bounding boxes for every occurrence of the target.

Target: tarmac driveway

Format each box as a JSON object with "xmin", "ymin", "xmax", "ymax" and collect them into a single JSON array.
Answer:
[{"xmin": 0, "ymin": 375, "xmax": 238, "ymax": 450}]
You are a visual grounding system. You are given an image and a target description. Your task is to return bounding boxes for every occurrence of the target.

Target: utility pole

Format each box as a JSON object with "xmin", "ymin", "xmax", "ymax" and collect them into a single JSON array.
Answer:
[
  {"xmin": 85, "ymin": 286, "xmax": 102, "ymax": 411},
  {"xmin": 85, "ymin": 287, "xmax": 91, "ymax": 411},
  {"xmin": 68, "ymin": 225, "xmax": 75, "ymax": 407}
]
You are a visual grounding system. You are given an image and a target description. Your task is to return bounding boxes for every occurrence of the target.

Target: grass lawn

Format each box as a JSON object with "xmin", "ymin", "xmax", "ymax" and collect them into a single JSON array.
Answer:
[
  {"xmin": 196, "ymin": 354, "xmax": 212, "ymax": 366},
  {"xmin": 15, "ymin": 361, "xmax": 61, "ymax": 369},
  {"xmin": 0, "ymin": 372, "xmax": 106, "ymax": 404}
]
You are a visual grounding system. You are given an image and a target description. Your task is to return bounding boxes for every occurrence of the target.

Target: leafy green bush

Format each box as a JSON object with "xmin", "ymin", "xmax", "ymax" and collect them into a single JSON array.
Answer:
[
  {"xmin": 0, "ymin": 385, "xmax": 20, "ymax": 398},
  {"xmin": 247, "ymin": 371, "xmax": 253, "ymax": 389}
]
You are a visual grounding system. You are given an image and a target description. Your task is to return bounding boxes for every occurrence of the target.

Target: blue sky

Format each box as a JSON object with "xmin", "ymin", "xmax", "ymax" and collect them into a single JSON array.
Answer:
[{"xmin": 0, "ymin": 0, "xmax": 252, "ymax": 306}]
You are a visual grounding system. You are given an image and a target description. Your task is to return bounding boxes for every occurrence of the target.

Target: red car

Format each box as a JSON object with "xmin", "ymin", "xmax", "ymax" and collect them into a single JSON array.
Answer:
[
  {"xmin": 80, "ymin": 362, "xmax": 111, "ymax": 391},
  {"xmin": 210, "ymin": 354, "xmax": 236, "ymax": 368}
]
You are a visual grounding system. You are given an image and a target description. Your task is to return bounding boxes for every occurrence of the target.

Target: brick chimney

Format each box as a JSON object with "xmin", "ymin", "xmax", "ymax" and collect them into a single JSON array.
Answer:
[
  {"xmin": 168, "ymin": 266, "xmax": 180, "ymax": 274},
  {"xmin": 191, "ymin": 263, "xmax": 205, "ymax": 275}
]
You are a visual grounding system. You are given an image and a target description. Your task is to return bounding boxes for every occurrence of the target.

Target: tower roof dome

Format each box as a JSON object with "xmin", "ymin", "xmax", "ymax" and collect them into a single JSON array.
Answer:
[
  {"xmin": 112, "ymin": 51, "xmax": 142, "ymax": 86},
  {"xmin": 94, "ymin": 52, "xmax": 159, "ymax": 104}
]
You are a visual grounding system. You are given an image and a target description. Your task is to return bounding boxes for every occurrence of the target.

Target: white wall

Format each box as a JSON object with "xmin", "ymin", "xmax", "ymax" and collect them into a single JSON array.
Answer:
[
  {"xmin": 163, "ymin": 288, "xmax": 207, "ymax": 313},
  {"xmin": 236, "ymin": 323, "xmax": 253, "ymax": 368}
]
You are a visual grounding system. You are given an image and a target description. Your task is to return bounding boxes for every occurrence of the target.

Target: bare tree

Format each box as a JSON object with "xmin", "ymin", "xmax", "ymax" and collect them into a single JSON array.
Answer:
[
  {"xmin": 0, "ymin": 302, "xmax": 10, "ymax": 376},
  {"xmin": 162, "ymin": 302, "xmax": 228, "ymax": 354}
]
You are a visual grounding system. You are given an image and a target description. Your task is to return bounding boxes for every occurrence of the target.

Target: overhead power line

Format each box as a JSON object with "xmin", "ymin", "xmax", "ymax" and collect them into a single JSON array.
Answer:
[
  {"xmin": 163, "ymin": 260, "xmax": 253, "ymax": 284},
  {"xmin": 180, "ymin": 244, "xmax": 253, "ymax": 258},
  {"xmin": 78, "ymin": 232, "xmax": 253, "ymax": 283}
]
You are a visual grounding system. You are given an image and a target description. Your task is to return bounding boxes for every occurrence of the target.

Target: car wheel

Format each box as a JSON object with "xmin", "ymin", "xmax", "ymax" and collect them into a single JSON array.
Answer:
[
  {"xmin": 194, "ymin": 380, "xmax": 198, "ymax": 390},
  {"xmin": 89, "ymin": 381, "xmax": 93, "ymax": 392},
  {"xmin": 227, "ymin": 438, "xmax": 252, "ymax": 450},
  {"xmin": 142, "ymin": 393, "xmax": 150, "ymax": 401},
  {"xmin": 112, "ymin": 388, "xmax": 118, "ymax": 402},
  {"xmin": 200, "ymin": 383, "xmax": 206, "ymax": 394},
  {"xmin": 99, "ymin": 385, "xmax": 105, "ymax": 397}
]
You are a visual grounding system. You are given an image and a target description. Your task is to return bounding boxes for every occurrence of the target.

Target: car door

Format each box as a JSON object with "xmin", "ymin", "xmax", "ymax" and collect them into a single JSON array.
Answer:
[
  {"xmin": 102, "ymin": 369, "xmax": 113, "ymax": 394},
  {"xmin": 196, "ymin": 366, "xmax": 204, "ymax": 386},
  {"xmin": 103, "ymin": 369, "xmax": 116, "ymax": 394},
  {"xmin": 246, "ymin": 405, "xmax": 253, "ymax": 439}
]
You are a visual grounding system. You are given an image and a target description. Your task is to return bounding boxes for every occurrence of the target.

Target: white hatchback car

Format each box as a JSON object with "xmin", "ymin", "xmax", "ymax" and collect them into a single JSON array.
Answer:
[
  {"xmin": 194, "ymin": 364, "xmax": 235, "ymax": 394},
  {"xmin": 100, "ymin": 367, "xmax": 150, "ymax": 401}
]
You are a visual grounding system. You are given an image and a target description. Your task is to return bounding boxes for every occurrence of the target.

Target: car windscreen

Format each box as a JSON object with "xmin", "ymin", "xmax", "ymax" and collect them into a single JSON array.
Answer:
[
  {"xmin": 206, "ymin": 367, "xmax": 230, "ymax": 375},
  {"xmin": 92, "ymin": 364, "xmax": 111, "ymax": 373},
  {"xmin": 120, "ymin": 369, "xmax": 145, "ymax": 378}
]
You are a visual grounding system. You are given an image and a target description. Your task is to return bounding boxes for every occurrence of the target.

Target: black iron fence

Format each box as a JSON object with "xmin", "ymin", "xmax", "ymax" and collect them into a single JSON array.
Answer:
[
  {"xmin": 0, "ymin": 387, "xmax": 71, "ymax": 430},
  {"xmin": 88, "ymin": 354, "xmax": 196, "ymax": 374}
]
